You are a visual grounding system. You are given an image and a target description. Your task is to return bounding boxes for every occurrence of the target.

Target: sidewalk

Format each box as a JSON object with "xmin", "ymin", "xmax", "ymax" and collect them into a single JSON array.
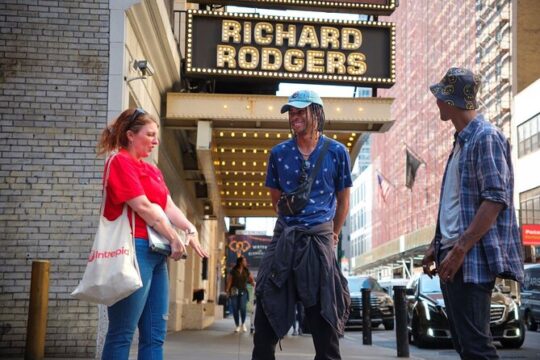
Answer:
[{"xmin": 157, "ymin": 317, "xmax": 425, "ymax": 360}]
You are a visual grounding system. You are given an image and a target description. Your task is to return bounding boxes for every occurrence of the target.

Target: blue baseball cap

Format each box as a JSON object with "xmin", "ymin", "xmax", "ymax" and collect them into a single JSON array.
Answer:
[{"xmin": 280, "ymin": 90, "xmax": 324, "ymax": 114}]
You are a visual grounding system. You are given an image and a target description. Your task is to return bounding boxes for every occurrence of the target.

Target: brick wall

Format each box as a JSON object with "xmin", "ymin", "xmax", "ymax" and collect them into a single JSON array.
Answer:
[
  {"xmin": 0, "ymin": 0, "xmax": 109, "ymax": 357},
  {"xmin": 372, "ymin": 1, "xmax": 476, "ymax": 248}
]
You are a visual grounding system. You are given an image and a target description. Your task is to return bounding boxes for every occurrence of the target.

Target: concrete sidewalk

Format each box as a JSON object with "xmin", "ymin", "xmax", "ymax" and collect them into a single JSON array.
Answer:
[{"xmin": 157, "ymin": 317, "xmax": 425, "ymax": 360}]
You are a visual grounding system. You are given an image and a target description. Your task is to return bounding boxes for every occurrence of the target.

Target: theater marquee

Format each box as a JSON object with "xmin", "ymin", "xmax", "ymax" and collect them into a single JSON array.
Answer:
[
  {"xmin": 185, "ymin": 10, "xmax": 396, "ymax": 87},
  {"xmin": 186, "ymin": 0, "xmax": 397, "ymax": 15}
]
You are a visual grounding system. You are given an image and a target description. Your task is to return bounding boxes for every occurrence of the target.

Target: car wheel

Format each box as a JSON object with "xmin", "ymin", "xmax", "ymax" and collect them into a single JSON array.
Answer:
[
  {"xmin": 412, "ymin": 315, "xmax": 428, "ymax": 348},
  {"xmin": 383, "ymin": 319, "xmax": 394, "ymax": 330},
  {"xmin": 524, "ymin": 311, "xmax": 538, "ymax": 332},
  {"xmin": 500, "ymin": 321, "xmax": 526, "ymax": 349}
]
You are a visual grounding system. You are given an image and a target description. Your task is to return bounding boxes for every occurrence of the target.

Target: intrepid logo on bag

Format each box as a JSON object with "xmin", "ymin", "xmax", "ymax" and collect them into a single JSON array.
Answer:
[{"xmin": 88, "ymin": 247, "xmax": 129, "ymax": 262}]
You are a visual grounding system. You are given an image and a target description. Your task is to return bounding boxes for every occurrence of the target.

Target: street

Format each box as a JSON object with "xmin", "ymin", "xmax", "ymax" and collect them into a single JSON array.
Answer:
[{"xmin": 343, "ymin": 327, "xmax": 540, "ymax": 360}]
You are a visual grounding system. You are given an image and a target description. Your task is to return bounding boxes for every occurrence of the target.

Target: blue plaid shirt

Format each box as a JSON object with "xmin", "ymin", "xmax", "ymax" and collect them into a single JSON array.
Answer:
[{"xmin": 434, "ymin": 115, "xmax": 524, "ymax": 284}]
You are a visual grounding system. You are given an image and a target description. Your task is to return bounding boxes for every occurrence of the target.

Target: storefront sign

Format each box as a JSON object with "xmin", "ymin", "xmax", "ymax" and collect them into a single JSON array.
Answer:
[
  {"xmin": 186, "ymin": 0, "xmax": 397, "ymax": 15},
  {"xmin": 185, "ymin": 10, "xmax": 396, "ymax": 87},
  {"xmin": 522, "ymin": 224, "xmax": 540, "ymax": 245},
  {"xmin": 227, "ymin": 234, "xmax": 272, "ymax": 270}
]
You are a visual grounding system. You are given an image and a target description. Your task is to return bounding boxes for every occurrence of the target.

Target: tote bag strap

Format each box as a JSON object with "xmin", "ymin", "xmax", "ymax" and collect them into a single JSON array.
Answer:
[{"xmin": 101, "ymin": 152, "xmax": 135, "ymax": 242}]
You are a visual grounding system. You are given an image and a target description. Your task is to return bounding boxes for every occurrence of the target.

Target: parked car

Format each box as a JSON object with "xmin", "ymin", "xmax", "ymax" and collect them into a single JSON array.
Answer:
[
  {"xmin": 345, "ymin": 275, "xmax": 394, "ymax": 330},
  {"xmin": 406, "ymin": 274, "xmax": 525, "ymax": 348},
  {"xmin": 520, "ymin": 264, "xmax": 540, "ymax": 331}
]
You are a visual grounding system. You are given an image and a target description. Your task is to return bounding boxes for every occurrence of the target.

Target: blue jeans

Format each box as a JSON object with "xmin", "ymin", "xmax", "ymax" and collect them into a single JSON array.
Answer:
[
  {"xmin": 102, "ymin": 238, "xmax": 169, "ymax": 360},
  {"xmin": 439, "ymin": 248, "xmax": 498, "ymax": 360},
  {"xmin": 230, "ymin": 290, "xmax": 248, "ymax": 326}
]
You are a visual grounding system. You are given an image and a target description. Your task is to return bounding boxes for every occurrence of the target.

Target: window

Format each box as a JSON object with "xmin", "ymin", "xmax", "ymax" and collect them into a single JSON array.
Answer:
[
  {"xmin": 518, "ymin": 113, "xmax": 540, "ymax": 157},
  {"xmin": 520, "ymin": 187, "xmax": 540, "ymax": 224}
]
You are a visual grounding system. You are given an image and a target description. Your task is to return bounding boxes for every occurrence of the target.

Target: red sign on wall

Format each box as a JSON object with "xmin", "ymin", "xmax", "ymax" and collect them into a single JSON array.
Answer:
[{"xmin": 522, "ymin": 224, "xmax": 540, "ymax": 245}]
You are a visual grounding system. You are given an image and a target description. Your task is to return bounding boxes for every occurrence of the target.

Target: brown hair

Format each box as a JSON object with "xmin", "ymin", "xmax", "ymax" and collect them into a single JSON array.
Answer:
[{"xmin": 97, "ymin": 108, "xmax": 158, "ymax": 156}]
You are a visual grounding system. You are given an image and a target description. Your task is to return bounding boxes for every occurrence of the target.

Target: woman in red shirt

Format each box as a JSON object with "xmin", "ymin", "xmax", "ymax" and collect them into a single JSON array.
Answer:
[{"xmin": 98, "ymin": 108, "xmax": 208, "ymax": 359}]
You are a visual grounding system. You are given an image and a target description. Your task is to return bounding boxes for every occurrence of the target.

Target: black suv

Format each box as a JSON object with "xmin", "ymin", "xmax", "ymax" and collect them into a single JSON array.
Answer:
[
  {"xmin": 406, "ymin": 274, "xmax": 525, "ymax": 348},
  {"xmin": 345, "ymin": 275, "xmax": 394, "ymax": 330},
  {"xmin": 520, "ymin": 264, "xmax": 540, "ymax": 331}
]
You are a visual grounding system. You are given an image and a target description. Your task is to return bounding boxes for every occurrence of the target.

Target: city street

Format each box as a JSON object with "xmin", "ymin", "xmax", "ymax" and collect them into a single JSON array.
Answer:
[
  {"xmin": 344, "ymin": 327, "xmax": 540, "ymax": 360},
  {"xmin": 153, "ymin": 317, "xmax": 540, "ymax": 360}
]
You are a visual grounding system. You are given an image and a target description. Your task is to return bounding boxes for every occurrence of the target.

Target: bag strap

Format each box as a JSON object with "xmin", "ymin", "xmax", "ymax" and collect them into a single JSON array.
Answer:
[
  {"xmin": 307, "ymin": 137, "xmax": 330, "ymax": 183},
  {"xmin": 100, "ymin": 152, "xmax": 135, "ymax": 242}
]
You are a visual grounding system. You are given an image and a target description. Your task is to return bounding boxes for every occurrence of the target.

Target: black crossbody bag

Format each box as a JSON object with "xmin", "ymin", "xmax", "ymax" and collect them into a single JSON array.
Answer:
[{"xmin": 277, "ymin": 138, "xmax": 330, "ymax": 216}]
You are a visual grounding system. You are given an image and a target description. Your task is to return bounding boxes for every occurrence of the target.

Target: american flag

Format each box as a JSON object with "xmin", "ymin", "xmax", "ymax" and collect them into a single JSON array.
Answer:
[{"xmin": 377, "ymin": 172, "xmax": 391, "ymax": 203}]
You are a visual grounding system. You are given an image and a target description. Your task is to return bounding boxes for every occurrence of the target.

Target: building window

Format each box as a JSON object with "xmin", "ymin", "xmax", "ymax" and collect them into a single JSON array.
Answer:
[
  {"xmin": 518, "ymin": 113, "xmax": 540, "ymax": 157},
  {"xmin": 520, "ymin": 187, "xmax": 540, "ymax": 225}
]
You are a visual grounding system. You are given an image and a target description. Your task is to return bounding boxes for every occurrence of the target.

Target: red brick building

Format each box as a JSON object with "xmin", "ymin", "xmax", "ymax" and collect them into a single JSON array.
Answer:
[{"xmin": 354, "ymin": 0, "xmax": 477, "ymax": 274}]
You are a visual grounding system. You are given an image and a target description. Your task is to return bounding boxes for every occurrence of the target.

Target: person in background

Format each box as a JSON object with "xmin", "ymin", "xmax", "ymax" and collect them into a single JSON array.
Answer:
[
  {"xmin": 422, "ymin": 68, "xmax": 524, "ymax": 360},
  {"xmin": 98, "ymin": 108, "xmax": 209, "ymax": 359},
  {"xmin": 226, "ymin": 256, "xmax": 255, "ymax": 332},
  {"xmin": 252, "ymin": 90, "xmax": 351, "ymax": 360},
  {"xmin": 291, "ymin": 302, "xmax": 304, "ymax": 336}
]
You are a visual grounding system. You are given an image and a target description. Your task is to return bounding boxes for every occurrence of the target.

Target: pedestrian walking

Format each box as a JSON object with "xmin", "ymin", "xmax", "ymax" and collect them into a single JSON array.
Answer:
[
  {"xmin": 98, "ymin": 108, "xmax": 209, "ymax": 359},
  {"xmin": 252, "ymin": 90, "xmax": 351, "ymax": 360},
  {"xmin": 226, "ymin": 256, "xmax": 255, "ymax": 333},
  {"xmin": 422, "ymin": 68, "xmax": 524, "ymax": 360}
]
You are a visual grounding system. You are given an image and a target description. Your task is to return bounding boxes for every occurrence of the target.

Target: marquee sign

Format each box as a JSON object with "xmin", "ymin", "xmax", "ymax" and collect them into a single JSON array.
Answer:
[
  {"xmin": 185, "ymin": 10, "xmax": 396, "ymax": 87},
  {"xmin": 186, "ymin": 0, "xmax": 397, "ymax": 15}
]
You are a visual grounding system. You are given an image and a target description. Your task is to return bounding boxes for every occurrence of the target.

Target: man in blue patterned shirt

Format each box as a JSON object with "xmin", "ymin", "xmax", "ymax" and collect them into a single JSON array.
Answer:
[
  {"xmin": 251, "ymin": 90, "xmax": 351, "ymax": 360},
  {"xmin": 422, "ymin": 68, "xmax": 524, "ymax": 360}
]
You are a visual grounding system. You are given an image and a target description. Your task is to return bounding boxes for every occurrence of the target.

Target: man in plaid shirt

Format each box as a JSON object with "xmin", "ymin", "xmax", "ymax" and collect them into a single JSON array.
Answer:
[{"xmin": 422, "ymin": 68, "xmax": 524, "ymax": 360}]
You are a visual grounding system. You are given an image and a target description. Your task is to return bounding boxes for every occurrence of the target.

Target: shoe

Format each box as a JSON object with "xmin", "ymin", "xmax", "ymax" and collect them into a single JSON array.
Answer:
[
  {"xmin": 298, "ymin": 328, "xmax": 303, "ymax": 336},
  {"xmin": 235, "ymin": 326, "xmax": 241, "ymax": 333},
  {"xmin": 292, "ymin": 330, "xmax": 298, "ymax": 336},
  {"xmin": 242, "ymin": 324, "xmax": 247, "ymax": 332}
]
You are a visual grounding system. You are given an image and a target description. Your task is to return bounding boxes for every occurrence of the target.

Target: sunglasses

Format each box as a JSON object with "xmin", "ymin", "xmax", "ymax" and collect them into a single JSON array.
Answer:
[
  {"xmin": 298, "ymin": 160, "xmax": 311, "ymax": 184},
  {"xmin": 128, "ymin": 108, "xmax": 146, "ymax": 124}
]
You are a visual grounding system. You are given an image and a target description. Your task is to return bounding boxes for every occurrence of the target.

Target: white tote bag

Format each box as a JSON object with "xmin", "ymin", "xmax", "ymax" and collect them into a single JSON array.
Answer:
[{"xmin": 71, "ymin": 154, "xmax": 142, "ymax": 306}]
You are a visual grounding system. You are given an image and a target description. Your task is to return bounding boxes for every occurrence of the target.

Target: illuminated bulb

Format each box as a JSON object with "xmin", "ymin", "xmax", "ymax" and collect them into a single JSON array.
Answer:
[
  {"xmin": 268, "ymin": 106, "xmax": 273, "ymax": 111},
  {"xmin": 265, "ymin": 133, "xmax": 269, "ymax": 138},
  {"xmin": 277, "ymin": 133, "xmax": 281, "ymax": 138},
  {"xmin": 231, "ymin": 132, "xmax": 235, "ymax": 137},
  {"xmin": 220, "ymin": 148, "xmax": 224, "ymax": 153},
  {"xmin": 333, "ymin": 134, "xmax": 338, "ymax": 139},
  {"xmin": 223, "ymin": 104, "xmax": 228, "ymax": 109},
  {"xmin": 219, "ymin": 132, "xmax": 224, "ymax": 137},
  {"xmin": 232, "ymin": 161, "xmax": 236, "ymax": 166},
  {"xmin": 254, "ymin": 133, "xmax": 258, "ymax": 138},
  {"xmin": 231, "ymin": 149, "xmax": 235, "ymax": 153},
  {"xmin": 264, "ymin": 149, "xmax": 268, "ymax": 154},
  {"xmin": 242, "ymin": 132, "xmax": 247, "ymax": 137}
]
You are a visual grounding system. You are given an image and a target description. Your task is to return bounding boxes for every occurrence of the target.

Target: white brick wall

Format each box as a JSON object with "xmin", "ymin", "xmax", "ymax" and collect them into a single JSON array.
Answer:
[{"xmin": 0, "ymin": 0, "xmax": 110, "ymax": 357}]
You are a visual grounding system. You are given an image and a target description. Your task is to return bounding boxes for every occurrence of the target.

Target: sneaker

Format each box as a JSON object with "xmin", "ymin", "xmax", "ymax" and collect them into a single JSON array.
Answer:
[
  {"xmin": 292, "ymin": 329, "xmax": 298, "ymax": 336},
  {"xmin": 235, "ymin": 326, "xmax": 241, "ymax": 333},
  {"xmin": 298, "ymin": 328, "xmax": 303, "ymax": 336},
  {"xmin": 242, "ymin": 324, "xmax": 247, "ymax": 332}
]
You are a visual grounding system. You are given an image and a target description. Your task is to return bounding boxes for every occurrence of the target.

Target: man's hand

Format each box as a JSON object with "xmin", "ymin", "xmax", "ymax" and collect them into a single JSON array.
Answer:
[
  {"xmin": 421, "ymin": 245, "xmax": 437, "ymax": 278},
  {"xmin": 332, "ymin": 232, "xmax": 339, "ymax": 248},
  {"xmin": 438, "ymin": 243, "xmax": 466, "ymax": 283}
]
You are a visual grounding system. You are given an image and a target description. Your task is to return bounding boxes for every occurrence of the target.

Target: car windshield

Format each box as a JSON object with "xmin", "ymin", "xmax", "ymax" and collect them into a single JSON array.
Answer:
[
  {"xmin": 347, "ymin": 277, "xmax": 384, "ymax": 292},
  {"xmin": 420, "ymin": 276, "xmax": 441, "ymax": 293}
]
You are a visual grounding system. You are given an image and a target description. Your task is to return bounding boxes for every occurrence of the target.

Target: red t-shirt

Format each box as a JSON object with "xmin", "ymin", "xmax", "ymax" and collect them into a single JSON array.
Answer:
[{"xmin": 103, "ymin": 149, "xmax": 169, "ymax": 239}]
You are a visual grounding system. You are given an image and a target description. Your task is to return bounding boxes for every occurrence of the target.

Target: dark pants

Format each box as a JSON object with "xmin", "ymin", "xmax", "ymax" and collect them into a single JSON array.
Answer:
[
  {"xmin": 252, "ymin": 300, "xmax": 341, "ymax": 360},
  {"xmin": 439, "ymin": 249, "xmax": 498, "ymax": 360}
]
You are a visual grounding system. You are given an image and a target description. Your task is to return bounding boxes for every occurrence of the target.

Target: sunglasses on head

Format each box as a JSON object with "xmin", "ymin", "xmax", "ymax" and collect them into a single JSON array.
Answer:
[{"xmin": 128, "ymin": 108, "xmax": 146, "ymax": 124}]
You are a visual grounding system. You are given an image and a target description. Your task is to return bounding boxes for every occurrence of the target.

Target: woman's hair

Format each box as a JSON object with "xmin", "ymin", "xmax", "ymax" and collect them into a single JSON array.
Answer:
[
  {"xmin": 97, "ymin": 108, "xmax": 158, "ymax": 156},
  {"xmin": 288, "ymin": 103, "xmax": 325, "ymax": 138}
]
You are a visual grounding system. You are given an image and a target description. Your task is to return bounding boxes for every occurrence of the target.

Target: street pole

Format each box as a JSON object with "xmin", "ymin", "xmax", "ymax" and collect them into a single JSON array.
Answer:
[
  {"xmin": 393, "ymin": 285, "xmax": 409, "ymax": 358},
  {"xmin": 25, "ymin": 260, "xmax": 50, "ymax": 360}
]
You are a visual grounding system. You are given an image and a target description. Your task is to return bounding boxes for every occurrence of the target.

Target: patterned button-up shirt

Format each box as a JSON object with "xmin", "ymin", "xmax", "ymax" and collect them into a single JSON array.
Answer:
[{"xmin": 434, "ymin": 115, "xmax": 524, "ymax": 284}]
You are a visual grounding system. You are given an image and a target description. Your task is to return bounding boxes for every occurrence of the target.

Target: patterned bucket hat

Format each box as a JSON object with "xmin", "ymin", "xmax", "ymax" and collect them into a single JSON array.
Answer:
[{"xmin": 430, "ymin": 67, "xmax": 481, "ymax": 110}]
